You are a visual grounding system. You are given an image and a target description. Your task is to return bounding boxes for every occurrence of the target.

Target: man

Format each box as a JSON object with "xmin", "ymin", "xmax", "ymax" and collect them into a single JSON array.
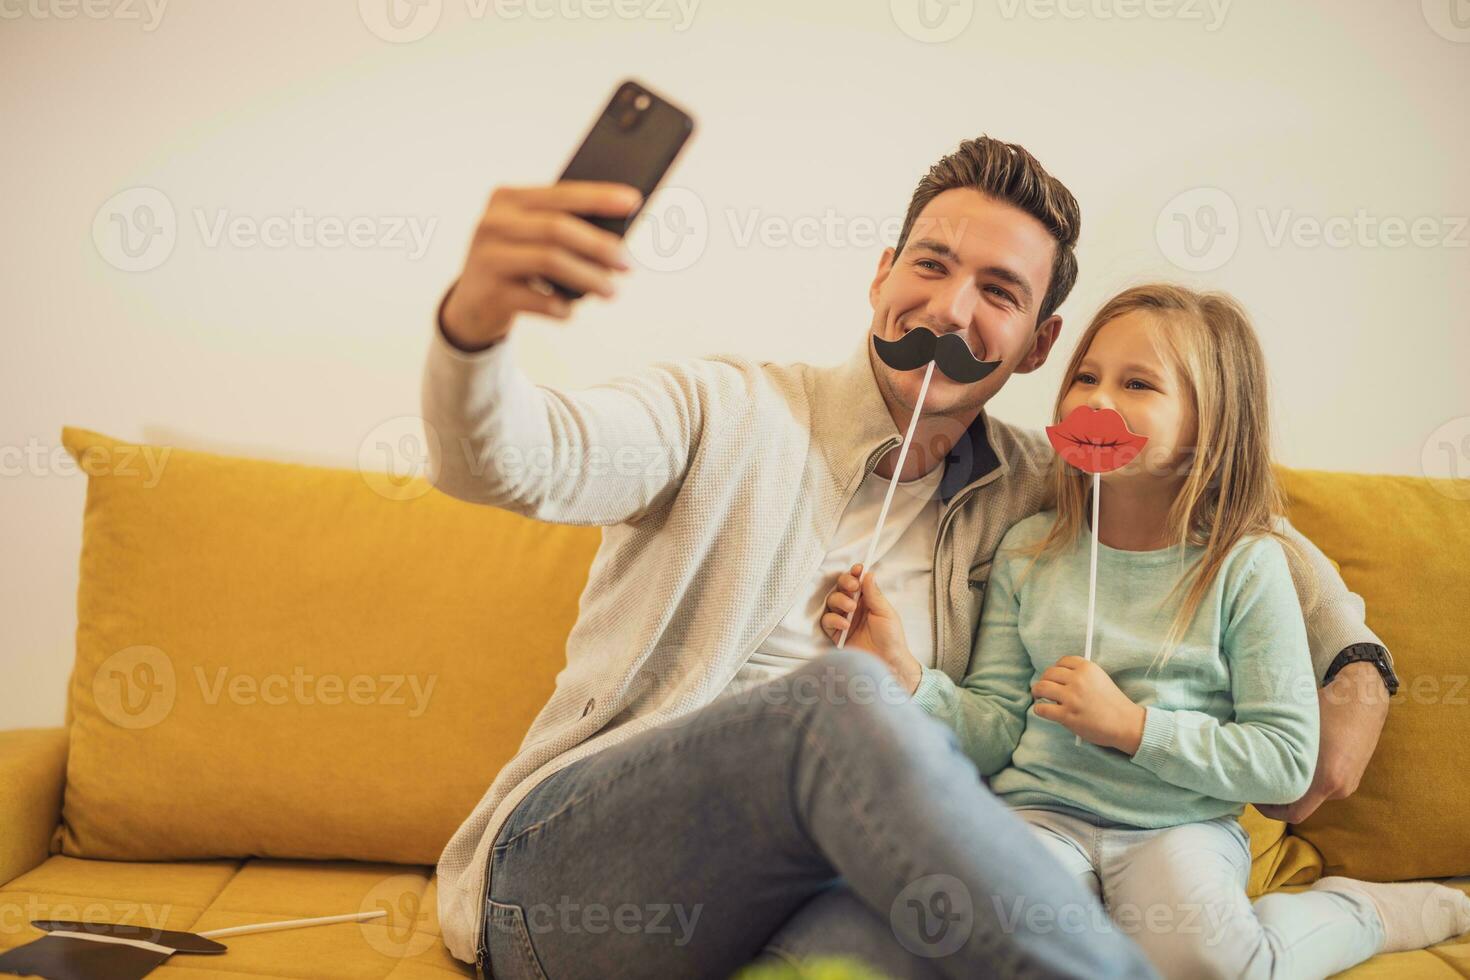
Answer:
[{"xmin": 421, "ymin": 136, "xmax": 1397, "ymax": 979}]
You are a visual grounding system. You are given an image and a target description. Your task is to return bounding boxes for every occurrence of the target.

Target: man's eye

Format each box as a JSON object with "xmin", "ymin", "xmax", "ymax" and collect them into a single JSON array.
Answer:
[
  {"xmin": 916, "ymin": 259, "xmax": 942, "ymax": 271},
  {"xmin": 984, "ymin": 285, "xmax": 1016, "ymax": 304}
]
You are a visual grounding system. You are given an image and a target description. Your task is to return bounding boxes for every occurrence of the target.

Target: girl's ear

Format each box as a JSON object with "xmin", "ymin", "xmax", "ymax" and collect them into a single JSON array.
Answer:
[{"xmin": 1015, "ymin": 315, "xmax": 1064, "ymax": 375}]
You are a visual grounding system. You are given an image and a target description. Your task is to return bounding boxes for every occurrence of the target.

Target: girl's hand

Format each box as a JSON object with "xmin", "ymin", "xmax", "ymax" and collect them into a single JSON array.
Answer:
[
  {"xmin": 1031, "ymin": 656, "xmax": 1147, "ymax": 754},
  {"xmin": 820, "ymin": 564, "xmax": 923, "ymax": 694}
]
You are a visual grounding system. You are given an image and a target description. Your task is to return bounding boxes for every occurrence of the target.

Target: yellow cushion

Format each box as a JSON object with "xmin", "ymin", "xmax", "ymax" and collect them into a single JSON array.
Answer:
[
  {"xmin": 0, "ymin": 728, "xmax": 68, "ymax": 885},
  {"xmin": 0, "ymin": 855, "xmax": 472, "ymax": 978},
  {"xmin": 1278, "ymin": 468, "xmax": 1470, "ymax": 881},
  {"xmin": 59, "ymin": 426, "xmax": 599, "ymax": 866},
  {"xmin": 1238, "ymin": 805, "xmax": 1323, "ymax": 898}
]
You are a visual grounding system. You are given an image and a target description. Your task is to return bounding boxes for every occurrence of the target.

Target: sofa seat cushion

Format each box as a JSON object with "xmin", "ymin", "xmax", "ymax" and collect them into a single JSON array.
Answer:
[
  {"xmin": 2, "ymin": 856, "xmax": 1466, "ymax": 978},
  {"xmin": 0, "ymin": 855, "xmax": 472, "ymax": 978}
]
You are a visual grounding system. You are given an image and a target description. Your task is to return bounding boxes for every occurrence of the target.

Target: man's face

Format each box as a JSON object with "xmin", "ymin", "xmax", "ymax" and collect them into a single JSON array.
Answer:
[{"xmin": 868, "ymin": 188, "xmax": 1064, "ymax": 421}]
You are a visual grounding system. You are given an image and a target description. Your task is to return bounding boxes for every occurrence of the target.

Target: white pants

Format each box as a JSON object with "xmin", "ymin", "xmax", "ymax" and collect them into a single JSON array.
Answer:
[{"xmin": 1014, "ymin": 806, "xmax": 1385, "ymax": 980}]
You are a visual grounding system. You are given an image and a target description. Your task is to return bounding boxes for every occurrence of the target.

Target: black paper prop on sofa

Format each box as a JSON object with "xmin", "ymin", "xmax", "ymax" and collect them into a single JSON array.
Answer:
[
  {"xmin": 0, "ymin": 909, "xmax": 385, "ymax": 980},
  {"xmin": 835, "ymin": 326, "xmax": 1001, "ymax": 649}
]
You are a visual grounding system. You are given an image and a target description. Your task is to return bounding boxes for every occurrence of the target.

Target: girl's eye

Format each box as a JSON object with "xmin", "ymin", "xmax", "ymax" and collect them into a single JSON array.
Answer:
[{"xmin": 1071, "ymin": 373, "xmax": 1154, "ymax": 390}]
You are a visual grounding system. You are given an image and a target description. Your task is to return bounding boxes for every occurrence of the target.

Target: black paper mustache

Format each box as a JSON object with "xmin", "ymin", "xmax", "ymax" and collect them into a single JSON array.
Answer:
[{"xmin": 871, "ymin": 326, "xmax": 1001, "ymax": 384}]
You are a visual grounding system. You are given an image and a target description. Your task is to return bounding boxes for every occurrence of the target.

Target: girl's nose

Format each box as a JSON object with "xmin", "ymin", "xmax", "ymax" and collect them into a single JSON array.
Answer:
[{"xmin": 1085, "ymin": 390, "xmax": 1111, "ymax": 411}]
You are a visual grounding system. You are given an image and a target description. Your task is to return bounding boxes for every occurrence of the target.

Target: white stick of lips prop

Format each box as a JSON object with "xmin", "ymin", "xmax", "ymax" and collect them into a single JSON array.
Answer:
[
  {"xmin": 1044, "ymin": 405, "xmax": 1149, "ymax": 745},
  {"xmin": 836, "ymin": 327, "xmax": 1000, "ymax": 650}
]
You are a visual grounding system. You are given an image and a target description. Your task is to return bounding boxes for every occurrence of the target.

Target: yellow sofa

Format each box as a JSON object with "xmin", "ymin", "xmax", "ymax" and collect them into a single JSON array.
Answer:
[{"xmin": 1, "ymin": 427, "xmax": 1466, "ymax": 979}]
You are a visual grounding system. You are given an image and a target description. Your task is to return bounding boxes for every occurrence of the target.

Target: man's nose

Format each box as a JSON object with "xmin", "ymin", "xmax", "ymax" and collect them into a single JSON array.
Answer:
[{"xmin": 926, "ymin": 278, "xmax": 977, "ymax": 335}]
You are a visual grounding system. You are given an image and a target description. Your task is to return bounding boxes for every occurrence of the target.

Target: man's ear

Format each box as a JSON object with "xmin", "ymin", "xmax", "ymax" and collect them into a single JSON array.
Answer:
[
  {"xmin": 869, "ymin": 246, "xmax": 896, "ymax": 309},
  {"xmin": 1014, "ymin": 315, "xmax": 1063, "ymax": 375}
]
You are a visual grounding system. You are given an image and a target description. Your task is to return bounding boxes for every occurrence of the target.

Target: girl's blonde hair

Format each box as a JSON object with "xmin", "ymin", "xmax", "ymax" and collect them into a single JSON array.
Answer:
[{"xmin": 1015, "ymin": 283, "xmax": 1316, "ymax": 670}]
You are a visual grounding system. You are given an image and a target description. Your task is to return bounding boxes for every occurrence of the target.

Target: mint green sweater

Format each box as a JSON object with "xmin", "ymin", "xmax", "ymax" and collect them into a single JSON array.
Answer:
[{"xmin": 912, "ymin": 511, "xmax": 1320, "ymax": 828}]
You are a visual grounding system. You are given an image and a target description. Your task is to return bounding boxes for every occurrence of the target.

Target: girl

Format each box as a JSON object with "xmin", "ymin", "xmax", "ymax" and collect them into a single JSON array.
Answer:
[{"xmin": 822, "ymin": 283, "xmax": 1470, "ymax": 978}]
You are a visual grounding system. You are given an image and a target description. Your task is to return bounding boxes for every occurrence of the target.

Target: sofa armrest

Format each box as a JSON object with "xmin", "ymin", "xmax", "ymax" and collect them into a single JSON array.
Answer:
[{"xmin": 0, "ymin": 727, "xmax": 67, "ymax": 886}]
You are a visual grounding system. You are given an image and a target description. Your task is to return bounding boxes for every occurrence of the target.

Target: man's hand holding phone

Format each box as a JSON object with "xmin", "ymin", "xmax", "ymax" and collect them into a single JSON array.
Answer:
[{"xmin": 439, "ymin": 181, "xmax": 642, "ymax": 352}]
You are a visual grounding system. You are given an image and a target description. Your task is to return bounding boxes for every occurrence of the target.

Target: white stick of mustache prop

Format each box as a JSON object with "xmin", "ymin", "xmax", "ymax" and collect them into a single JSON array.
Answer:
[{"xmin": 837, "ymin": 359, "xmax": 936, "ymax": 650}]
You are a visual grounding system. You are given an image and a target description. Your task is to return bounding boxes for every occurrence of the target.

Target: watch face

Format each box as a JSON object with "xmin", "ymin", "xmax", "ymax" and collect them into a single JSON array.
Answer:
[{"xmin": 1358, "ymin": 650, "xmax": 1397, "ymax": 692}]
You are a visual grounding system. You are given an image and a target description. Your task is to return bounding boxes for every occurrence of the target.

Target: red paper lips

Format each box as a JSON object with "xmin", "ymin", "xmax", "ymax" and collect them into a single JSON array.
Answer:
[{"xmin": 1046, "ymin": 406, "xmax": 1149, "ymax": 474}]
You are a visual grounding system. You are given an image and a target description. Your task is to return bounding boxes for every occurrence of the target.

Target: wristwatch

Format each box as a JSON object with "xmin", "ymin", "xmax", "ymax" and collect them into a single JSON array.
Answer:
[{"xmin": 1322, "ymin": 642, "xmax": 1400, "ymax": 696}]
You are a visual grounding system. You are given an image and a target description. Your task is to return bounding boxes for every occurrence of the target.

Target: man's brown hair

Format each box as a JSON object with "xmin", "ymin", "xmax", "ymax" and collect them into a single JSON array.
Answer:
[{"xmin": 893, "ymin": 136, "xmax": 1081, "ymax": 325}]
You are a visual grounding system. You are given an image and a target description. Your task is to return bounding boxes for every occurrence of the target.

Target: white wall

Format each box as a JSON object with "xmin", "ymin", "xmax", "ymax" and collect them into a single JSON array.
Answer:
[{"xmin": 3, "ymin": 0, "xmax": 1467, "ymax": 728}]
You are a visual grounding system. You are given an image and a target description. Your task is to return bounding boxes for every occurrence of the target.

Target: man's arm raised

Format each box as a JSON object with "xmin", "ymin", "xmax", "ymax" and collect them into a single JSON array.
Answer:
[
  {"xmin": 1255, "ymin": 517, "xmax": 1398, "ymax": 823},
  {"xmin": 421, "ymin": 181, "xmax": 705, "ymax": 527}
]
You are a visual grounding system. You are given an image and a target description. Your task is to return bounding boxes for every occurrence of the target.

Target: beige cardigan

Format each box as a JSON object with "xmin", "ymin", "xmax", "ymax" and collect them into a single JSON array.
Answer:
[{"xmin": 419, "ymin": 316, "xmax": 1385, "ymax": 966}]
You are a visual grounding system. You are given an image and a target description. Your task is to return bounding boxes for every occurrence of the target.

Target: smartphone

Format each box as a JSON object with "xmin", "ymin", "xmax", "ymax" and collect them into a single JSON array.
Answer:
[{"xmin": 543, "ymin": 78, "xmax": 695, "ymax": 301}]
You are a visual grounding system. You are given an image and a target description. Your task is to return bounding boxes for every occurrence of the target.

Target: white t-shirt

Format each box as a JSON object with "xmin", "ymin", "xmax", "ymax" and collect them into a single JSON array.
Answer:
[{"xmin": 726, "ymin": 461, "xmax": 945, "ymax": 695}]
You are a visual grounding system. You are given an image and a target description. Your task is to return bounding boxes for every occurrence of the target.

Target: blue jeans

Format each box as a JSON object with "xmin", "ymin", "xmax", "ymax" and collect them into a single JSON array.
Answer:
[{"xmin": 481, "ymin": 648, "xmax": 1159, "ymax": 979}]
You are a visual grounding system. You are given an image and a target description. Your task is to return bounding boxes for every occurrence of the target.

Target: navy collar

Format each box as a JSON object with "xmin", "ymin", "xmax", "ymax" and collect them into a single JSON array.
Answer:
[{"xmin": 938, "ymin": 409, "xmax": 1003, "ymax": 506}]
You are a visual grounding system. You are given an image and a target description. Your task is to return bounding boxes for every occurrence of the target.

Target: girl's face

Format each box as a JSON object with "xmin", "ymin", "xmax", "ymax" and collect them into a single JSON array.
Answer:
[{"xmin": 1059, "ymin": 311, "xmax": 1198, "ymax": 486}]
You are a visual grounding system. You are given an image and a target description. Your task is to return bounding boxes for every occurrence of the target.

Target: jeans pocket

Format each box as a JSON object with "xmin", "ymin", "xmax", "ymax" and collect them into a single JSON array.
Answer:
[{"xmin": 485, "ymin": 899, "xmax": 550, "ymax": 980}]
